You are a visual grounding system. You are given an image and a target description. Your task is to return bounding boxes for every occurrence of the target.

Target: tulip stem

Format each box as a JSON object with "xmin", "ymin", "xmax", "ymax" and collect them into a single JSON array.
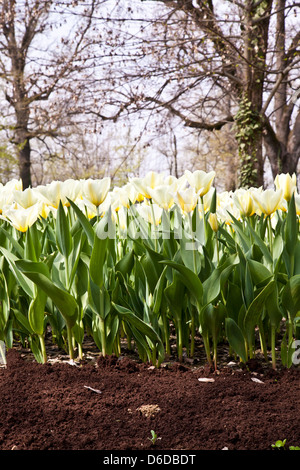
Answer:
[
  {"xmin": 267, "ymin": 215, "xmax": 273, "ymax": 257},
  {"xmin": 215, "ymin": 233, "xmax": 220, "ymax": 265},
  {"xmin": 203, "ymin": 333, "xmax": 212, "ymax": 367},
  {"xmin": 67, "ymin": 326, "xmax": 75, "ymax": 360},
  {"xmin": 188, "ymin": 212, "xmax": 198, "ymax": 275},
  {"xmin": 190, "ymin": 309, "xmax": 196, "ymax": 358},
  {"xmin": 177, "ymin": 319, "xmax": 183, "ymax": 362},
  {"xmin": 200, "ymin": 196, "xmax": 207, "ymax": 245},
  {"xmin": 65, "ymin": 255, "xmax": 70, "ymax": 291},
  {"xmin": 39, "ymin": 334, "xmax": 47, "ymax": 364},
  {"xmin": 150, "ymin": 199, "xmax": 158, "ymax": 251},
  {"xmin": 271, "ymin": 325, "xmax": 276, "ymax": 370}
]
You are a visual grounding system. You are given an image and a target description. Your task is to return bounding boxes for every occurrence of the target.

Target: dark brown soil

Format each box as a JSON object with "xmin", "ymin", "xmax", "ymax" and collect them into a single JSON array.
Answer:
[{"xmin": 0, "ymin": 345, "xmax": 300, "ymax": 455}]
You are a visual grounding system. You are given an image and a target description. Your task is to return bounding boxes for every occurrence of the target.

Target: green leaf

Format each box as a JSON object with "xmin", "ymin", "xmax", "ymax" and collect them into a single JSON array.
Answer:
[
  {"xmin": 25, "ymin": 223, "xmax": 41, "ymax": 262},
  {"xmin": 90, "ymin": 224, "xmax": 108, "ymax": 289},
  {"xmin": 244, "ymin": 262, "xmax": 254, "ymax": 308},
  {"xmin": 15, "ymin": 259, "xmax": 78, "ymax": 330},
  {"xmin": 0, "ymin": 247, "xmax": 34, "ymax": 298},
  {"xmin": 28, "ymin": 290, "xmax": 47, "ymax": 336},
  {"xmin": 265, "ymin": 283, "xmax": 282, "ymax": 328},
  {"xmin": 115, "ymin": 250, "xmax": 135, "ymax": 278},
  {"xmin": 0, "ymin": 273, "xmax": 10, "ymax": 327},
  {"xmin": 67, "ymin": 198, "xmax": 95, "ymax": 246},
  {"xmin": 0, "ymin": 226, "xmax": 24, "ymax": 258},
  {"xmin": 281, "ymin": 274, "xmax": 300, "ymax": 319},
  {"xmin": 56, "ymin": 201, "xmax": 72, "ymax": 258},
  {"xmin": 179, "ymin": 229, "xmax": 201, "ymax": 273},
  {"xmin": 13, "ymin": 309, "xmax": 34, "ymax": 335},
  {"xmin": 164, "ymin": 272, "xmax": 186, "ymax": 317},
  {"xmin": 106, "ymin": 315, "xmax": 120, "ymax": 354},
  {"xmin": 112, "ymin": 302, "xmax": 162, "ymax": 347},
  {"xmin": 88, "ymin": 280, "xmax": 111, "ymax": 320},
  {"xmin": 202, "ymin": 255, "xmax": 238, "ymax": 305},
  {"xmin": 227, "ymin": 211, "xmax": 251, "ymax": 252},
  {"xmin": 246, "ymin": 222, "xmax": 273, "ymax": 266},
  {"xmin": 225, "ymin": 317, "xmax": 247, "ymax": 363},
  {"xmin": 285, "ymin": 193, "xmax": 297, "ymax": 256},
  {"xmin": 69, "ymin": 229, "xmax": 85, "ymax": 290},
  {"xmin": 201, "ymin": 303, "xmax": 226, "ymax": 340},
  {"xmin": 152, "ymin": 266, "xmax": 168, "ymax": 315},
  {"xmin": 209, "ymin": 188, "xmax": 217, "ymax": 214},
  {"xmin": 247, "ymin": 259, "xmax": 273, "ymax": 287},
  {"xmin": 244, "ymin": 280, "xmax": 275, "ymax": 343},
  {"xmin": 159, "ymin": 259, "xmax": 203, "ymax": 307},
  {"xmin": 139, "ymin": 243, "xmax": 166, "ymax": 289}
]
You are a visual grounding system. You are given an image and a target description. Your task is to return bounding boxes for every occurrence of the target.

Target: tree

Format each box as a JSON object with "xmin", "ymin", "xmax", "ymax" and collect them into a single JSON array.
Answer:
[
  {"xmin": 0, "ymin": 0, "xmax": 113, "ymax": 188},
  {"xmin": 113, "ymin": 0, "xmax": 300, "ymax": 188}
]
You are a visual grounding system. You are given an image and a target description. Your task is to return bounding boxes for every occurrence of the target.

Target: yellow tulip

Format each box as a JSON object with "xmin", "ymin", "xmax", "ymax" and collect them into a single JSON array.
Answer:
[
  {"xmin": 184, "ymin": 170, "xmax": 216, "ymax": 197},
  {"xmin": 208, "ymin": 212, "xmax": 218, "ymax": 232},
  {"xmin": 274, "ymin": 173, "xmax": 297, "ymax": 202},
  {"xmin": 251, "ymin": 188, "xmax": 283, "ymax": 216}
]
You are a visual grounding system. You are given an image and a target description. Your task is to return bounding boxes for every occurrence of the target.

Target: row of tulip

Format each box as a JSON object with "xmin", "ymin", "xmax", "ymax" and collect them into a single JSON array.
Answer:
[
  {"xmin": 0, "ymin": 170, "xmax": 300, "ymax": 369},
  {"xmin": 0, "ymin": 171, "xmax": 299, "ymax": 229}
]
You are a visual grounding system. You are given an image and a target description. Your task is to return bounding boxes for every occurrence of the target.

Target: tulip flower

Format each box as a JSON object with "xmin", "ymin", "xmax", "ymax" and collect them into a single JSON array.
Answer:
[
  {"xmin": 137, "ymin": 201, "xmax": 163, "ymax": 226},
  {"xmin": 0, "ymin": 189, "xmax": 14, "ymax": 214},
  {"xmin": 215, "ymin": 191, "xmax": 234, "ymax": 221},
  {"xmin": 131, "ymin": 171, "xmax": 165, "ymax": 199},
  {"xmin": 38, "ymin": 201, "xmax": 56, "ymax": 220},
  {"xmin": 74, "ymin": 197, "xmax": 97, "ymax": 219},
  {"xmin": 184, "ymin": 170, "xmax": 216, "ymax": 197},
  {"xmin": 113, "ymin": 205, "xmax": 128, "ymax": 232},
  {"xmin": 251, "ymin": 188, "xmax": 283, "ymax": 217},
  {"xmin": 147, "ymin": 185, "xmax": 175, "ymax": 211},
  {"xmin": 208, "ymin": 212, "xmax": 219, "ymax": 232},
  {"xmin": 35, "ymin": 182, "xmax": 60, "ymax": 208},
  {"xmin": 233, "ymin": 188, "xmax": 255, "ymax": 218},
  {"xmin": 120, "ymin": 182, "xmax": 143, "ymax": 206},
  {"xmin": 294, "ymin": 193, "xmax": 300, "ymax": 216},
  {"xmin": 81, "ymin": 177, "xmax": 111, "ymax": 208},
  {"xmin": 176, "ymin": 187, "xmax": 198, "ymax": 214},
  {"xmin": 12, "ymin": 187, "xmax": 40, "ymax": 209},
  {"xmin": 3, "ymin": 203, "xmax": 40, "ymax": 232},
  {"xmin": 201, "ymin": 187, "xmax": 215, "ymax": 213},
  {"xmin": 4, "ymin": 179, "xmax": 23, "ymax": 192},
  {"xmin": 274, "ymin": 173, "xmax": 297, "ymax": 202}
]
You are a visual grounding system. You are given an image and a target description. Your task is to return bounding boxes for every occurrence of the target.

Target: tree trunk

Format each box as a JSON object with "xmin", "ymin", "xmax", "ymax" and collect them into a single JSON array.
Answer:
[
  {"xmin": 18, "ymin": 135, "xmax": 32, "ymax": 189},
  {"xmin": 262, "ymin": 0, "xmax": 300, "ymax": 180},
  {"xmin": 264, "ymin": 109, "xmax": 300, "ymax": 178},
  {"xmin": 236, "ymin": 1, "xmax": 272, "ymax": 188}
]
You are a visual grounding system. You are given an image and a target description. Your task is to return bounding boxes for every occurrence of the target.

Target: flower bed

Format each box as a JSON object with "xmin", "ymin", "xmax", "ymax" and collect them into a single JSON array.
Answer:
[{"xmin": 0, "ymin": 171, "xmax": 300, "ymax": 371}]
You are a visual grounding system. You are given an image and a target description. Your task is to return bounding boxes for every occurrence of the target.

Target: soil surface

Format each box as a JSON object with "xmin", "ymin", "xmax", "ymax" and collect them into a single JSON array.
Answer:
[{"xmin": 0, "ymin": 342, "xmax": 300, "ymax": 454}]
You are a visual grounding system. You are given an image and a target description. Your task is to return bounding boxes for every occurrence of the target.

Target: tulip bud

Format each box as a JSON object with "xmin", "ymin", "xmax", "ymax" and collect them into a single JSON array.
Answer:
[
  {"xmin": 274, "ymin": 173, "xmax": 297, "ymax": 202},
  {"xmin": 208, "ymin": 212, "xmax": 218, "ymax": 232}
]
